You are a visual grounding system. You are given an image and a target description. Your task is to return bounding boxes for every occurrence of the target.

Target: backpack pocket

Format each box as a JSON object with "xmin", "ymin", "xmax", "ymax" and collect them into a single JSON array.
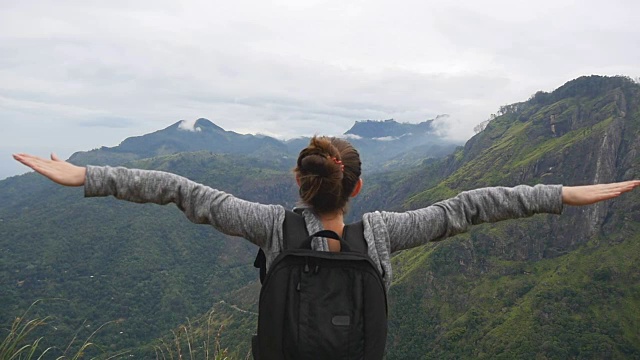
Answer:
[
  {"xmin": 258, "ymin": 252, "xmax": 387, "ymax": 360},
  {"xmin": 297, "ymin": 257, "xmax": 379, "ymax": 360}
]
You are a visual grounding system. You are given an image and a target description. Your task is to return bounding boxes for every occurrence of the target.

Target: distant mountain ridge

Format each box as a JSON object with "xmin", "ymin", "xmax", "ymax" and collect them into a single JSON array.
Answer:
[
  {"xmin": 70, "ymin": 117, "xmax": 460, "ymax": 171},
  {"xmin": 69, "ymin": 118, "xmax": 289, "ymax": 166},
  {"xmin": 345, "ymin": 118, "xmax": 437, "ymax": 139},
  {"xmin": 341, "ymin": 116, "xmax": 456, "ymax": 171},
  {"xmin": 116, "ymin": 118, "xmax": 287, "ymax": 157}
]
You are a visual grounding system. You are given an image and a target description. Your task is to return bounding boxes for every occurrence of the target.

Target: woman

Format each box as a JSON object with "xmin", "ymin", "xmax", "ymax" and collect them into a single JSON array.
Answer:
[{"xmin": 12, "ymin": 136, "xmax": 640, "ymax": 291}]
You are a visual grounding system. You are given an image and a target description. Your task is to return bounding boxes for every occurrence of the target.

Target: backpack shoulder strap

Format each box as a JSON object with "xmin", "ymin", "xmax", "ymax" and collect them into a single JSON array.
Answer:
[
  {"xmin": 283, "ymin": 209, "xmax": 309, "ymax": 250},
  {"xmin": 343, "ymin": 220, "xmax": 367, "ymax": 254},
  {"xmin": 287, "ymin": 211, "xmax": 366, "ymax": 254},
  {"xmin": 254, "ymin": 210, "xmax": 309, "ymax": 284},
  {"xmin": 254, "ymin": 211, "xmax": 369, "ymax": 283}
]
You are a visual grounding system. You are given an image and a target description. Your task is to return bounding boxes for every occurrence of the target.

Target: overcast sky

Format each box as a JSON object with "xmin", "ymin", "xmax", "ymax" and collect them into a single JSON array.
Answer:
[{"xmin": 1, "ymin": 0, "xmax": 639, "ymax": 179}]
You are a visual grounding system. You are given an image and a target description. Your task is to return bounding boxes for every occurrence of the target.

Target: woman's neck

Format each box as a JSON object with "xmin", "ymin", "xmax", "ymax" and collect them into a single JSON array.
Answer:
[{"xmin": 319, "ymin": 211, "xmax": 345, "ymax": 252}]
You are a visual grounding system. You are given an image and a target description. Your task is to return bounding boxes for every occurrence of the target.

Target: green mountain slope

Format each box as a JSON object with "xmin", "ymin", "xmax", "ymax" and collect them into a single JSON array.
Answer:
[
  {"xmin": 388, "ymin": 228, "xmax": 640, "ymax": 359},
  {"xmin": 0, "ymin": 152, "xmax": 297, "ymax": 354}
]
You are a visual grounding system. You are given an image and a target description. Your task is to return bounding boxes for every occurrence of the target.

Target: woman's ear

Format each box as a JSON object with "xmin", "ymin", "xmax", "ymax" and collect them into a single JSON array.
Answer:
[
  {"xmin": 350, "ymin": 178, "xmax": 363, "ymax": 197},
  {"xmin": 296, "ymin": 174, "xmax": 301, "ymax": 187}
]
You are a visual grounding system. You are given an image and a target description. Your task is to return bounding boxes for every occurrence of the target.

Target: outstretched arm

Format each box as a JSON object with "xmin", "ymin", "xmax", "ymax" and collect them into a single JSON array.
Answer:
[
  {"xmin": 384, "ymin": 180, "xmax": 640, "ymax": 253},
  {"xmin": 13, "ymin": 153, "xmax": 86, "ymax": 186},
  {"xmin": 12, "ymin": 153, "xmax": 284, "ymax": 247}
]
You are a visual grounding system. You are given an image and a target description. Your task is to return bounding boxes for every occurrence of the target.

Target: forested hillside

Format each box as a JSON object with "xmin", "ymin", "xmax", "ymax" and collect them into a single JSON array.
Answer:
[{"xmin": 0, "ymin": 152, "xmax": 297, "ymax": 356}]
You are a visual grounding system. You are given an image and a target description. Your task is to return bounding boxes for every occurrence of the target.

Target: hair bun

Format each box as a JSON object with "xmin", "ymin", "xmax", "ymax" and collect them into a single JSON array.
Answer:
[
  {"xmin": 300, "ymin": 154, "xmax": 333, "ymax": 177},
  {"xmin": 295, "ymin": 136, "xmax": 360, "ymax": 214}
]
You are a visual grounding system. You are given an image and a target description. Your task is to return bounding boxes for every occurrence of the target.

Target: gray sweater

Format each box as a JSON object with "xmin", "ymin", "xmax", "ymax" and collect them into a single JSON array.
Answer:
[{"xmin": 85, "ymin": 166, "xmax": 564, "ymax": 291}]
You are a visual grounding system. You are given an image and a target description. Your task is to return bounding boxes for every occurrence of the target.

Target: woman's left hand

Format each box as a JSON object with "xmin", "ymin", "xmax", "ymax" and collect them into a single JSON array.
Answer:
[{"xmin": 562, "ymin": 180, "xmax": 640, "ymax": 206}]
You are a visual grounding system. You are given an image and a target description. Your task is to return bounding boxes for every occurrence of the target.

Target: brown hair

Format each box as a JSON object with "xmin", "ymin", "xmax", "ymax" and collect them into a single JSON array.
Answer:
[{"xmin": 294, "ymin": 136, "xmax": 362, "ymax": 214}]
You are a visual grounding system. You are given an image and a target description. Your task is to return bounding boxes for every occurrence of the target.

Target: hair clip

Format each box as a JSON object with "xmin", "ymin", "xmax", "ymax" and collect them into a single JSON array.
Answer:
[{"xmin": 332, "ymin": 157, "xmax": 345, "ymax": 172}]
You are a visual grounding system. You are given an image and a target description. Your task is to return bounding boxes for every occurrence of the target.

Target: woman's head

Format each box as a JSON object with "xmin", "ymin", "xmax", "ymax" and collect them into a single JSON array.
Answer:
[{"xmin": 294, "ymin": 136, "xmax": 362, "ymax": 214}]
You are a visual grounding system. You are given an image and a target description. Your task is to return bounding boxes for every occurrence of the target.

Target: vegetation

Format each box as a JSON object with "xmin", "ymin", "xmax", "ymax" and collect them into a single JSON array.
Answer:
[
  {"xmin": 150, "ymin": 310, "xmax": 248, "ymax": 360},
  {"xmin": 0, "ymin": 153, "xmax": 295, "ymax": 354},
  {"xmin": 0, "ymin": 301, "xmax": 127, "ymax": 359},
  {"xmin": 1, "ymin": 302, "xmax": 240, "ymax": 359},
  {"xmin": 386, "ymin": 223, "xmax": 640, "ymax": 359}
]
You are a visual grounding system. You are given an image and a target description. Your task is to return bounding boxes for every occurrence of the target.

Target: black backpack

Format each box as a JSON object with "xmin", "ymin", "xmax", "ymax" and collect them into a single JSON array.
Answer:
[{"xmin": 252, "ymin": 210, "xmax": 388, "ymax": 360}]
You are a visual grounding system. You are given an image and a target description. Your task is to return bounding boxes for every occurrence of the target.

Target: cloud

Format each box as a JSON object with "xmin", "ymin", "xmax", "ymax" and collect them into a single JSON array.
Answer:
[
  {"xmin": 178, "ymin": 120, "xmax": 202, "ymax": 132},
  {"xmin": 78, "ymin": 116, "xmax": 135, "ymax": 128},
  {"xmin": 429, "ymin": 114, "xmax": 455, "ymax": 138},
  {"xmin": 372, "ymin": 136, "xmax": 399, "ymax": 142},
  {"xmin": 341, "ymin": 134, "xmax": 362, "ymax": 140}
]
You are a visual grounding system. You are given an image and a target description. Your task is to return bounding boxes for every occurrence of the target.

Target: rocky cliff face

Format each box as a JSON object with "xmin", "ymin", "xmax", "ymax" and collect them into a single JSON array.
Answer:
[
  {"xmin": 383, "ymin": 76, "xmax": 640, "ymax": 359},
  {"xmin": 399, "ymin": 76, "xmax": 640, "ymax": 262}
]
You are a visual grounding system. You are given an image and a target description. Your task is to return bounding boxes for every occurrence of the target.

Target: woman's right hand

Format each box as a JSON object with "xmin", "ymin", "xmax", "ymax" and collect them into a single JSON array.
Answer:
[{"xmin": 13, "ymin": 153, "xmax": 86, "ymax": 187}]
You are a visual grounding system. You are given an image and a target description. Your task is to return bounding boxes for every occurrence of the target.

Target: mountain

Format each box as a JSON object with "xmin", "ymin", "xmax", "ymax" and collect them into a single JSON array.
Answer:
[
  {"xmin": 377, "ymin": 75, "xmax": 640, "ymax": 358},
  {"xmin": 1, "ymin": 75, "xmax": 639, "ymax": 358},
  {"xmin": 68, "ymin": 118, "xmax": 290, "ymax": 166},
  {"xmin": 345, "ymin": 118, "xmax": 437, "ymax": 138},
  {"xmin": 284, "ymin": 117, "xmax": 459, "ymax": 172},
  {"xmin": 345, "ymin": 117, "xmax": 459, "ymax": 171}
]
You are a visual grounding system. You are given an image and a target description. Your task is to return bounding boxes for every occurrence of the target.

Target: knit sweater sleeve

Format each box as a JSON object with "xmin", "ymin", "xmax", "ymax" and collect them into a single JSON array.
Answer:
[
  {"xmin": 381, "ymin": 184, "xmax": 563, "ymax": 253},
  {"xmin": 84, "ymin": 165, "xmax": 284, "ymax": 247}
]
